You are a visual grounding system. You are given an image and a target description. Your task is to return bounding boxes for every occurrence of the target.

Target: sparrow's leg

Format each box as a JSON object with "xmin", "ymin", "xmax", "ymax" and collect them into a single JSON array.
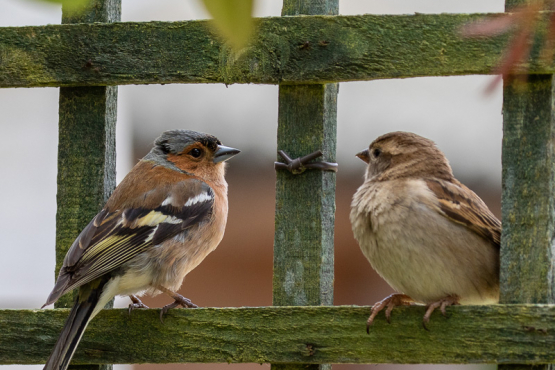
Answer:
[
  {"xmin": 367, "ymin": 293, "xmax": 415, "ymax": 332},
  {"xmin": 157, "ymin": 285, "xmax": 198, "ymax": 322},
  {"xmin": 128, "ymin": 294, "xmax": 149, "ymax": 314},
  {"xmin": 422, "ymin": 295, "xmax": 460, "ymax": 330}
]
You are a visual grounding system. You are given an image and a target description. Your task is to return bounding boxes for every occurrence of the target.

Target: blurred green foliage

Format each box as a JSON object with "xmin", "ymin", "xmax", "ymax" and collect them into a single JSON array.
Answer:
[
  {"xmin": 30, "ymin": 0, "xmax": 256, "ymax": 51},
  {"xmin": 201, "ymin": 0, "xmax": 255, "ymax": 51},
  {"xmin": 38, "ymin": 0, "xmax": 91, "ymax": 15}
]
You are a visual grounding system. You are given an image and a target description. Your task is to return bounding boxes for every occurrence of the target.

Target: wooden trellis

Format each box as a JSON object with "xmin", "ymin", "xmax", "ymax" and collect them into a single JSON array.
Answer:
[{"xmin": 1, "ymin": 0, "xmax": 554, "ymax": 369}]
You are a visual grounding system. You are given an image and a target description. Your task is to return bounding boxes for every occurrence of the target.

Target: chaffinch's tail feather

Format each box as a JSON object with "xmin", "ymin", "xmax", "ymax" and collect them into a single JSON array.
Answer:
[
  {"xmin": 44, "ymin": 277, "xmax": 109, "ymax": 370},
  {"xmin": 42, "ymin": 273, "xmax": 70, "ymax": 309}
]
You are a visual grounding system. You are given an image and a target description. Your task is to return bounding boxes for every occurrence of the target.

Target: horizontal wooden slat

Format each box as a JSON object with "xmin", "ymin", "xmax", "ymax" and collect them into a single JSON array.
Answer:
[
  {"xmin": 1, "ymin": 305, "xmax": 554, "ymax": 365},
  {"xmin": 0, "ymin": 13, "xmax": 524, "ymax": 88}
]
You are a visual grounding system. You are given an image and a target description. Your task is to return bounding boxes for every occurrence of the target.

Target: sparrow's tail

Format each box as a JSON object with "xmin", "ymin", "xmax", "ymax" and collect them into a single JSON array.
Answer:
[{"xmin": 44, "ymin": 277, "xmax": 111, "ymax": 370}]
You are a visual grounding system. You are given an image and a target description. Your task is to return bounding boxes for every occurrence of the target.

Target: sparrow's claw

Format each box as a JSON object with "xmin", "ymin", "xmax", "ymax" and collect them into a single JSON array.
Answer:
[
  {"xmin": 422, "ymin": 295, "xmax": 460, "ymax": 330},
  {"xmin": 366, "ymin": 293, "xmax": 414, "ymax": 333},
  {"xmin": 128, "ymin": 295, "xmax": 149, "ymax": 315},
  {"xmin": 275, "ymin": 150, "xmax": 338, "ymax": 174}
]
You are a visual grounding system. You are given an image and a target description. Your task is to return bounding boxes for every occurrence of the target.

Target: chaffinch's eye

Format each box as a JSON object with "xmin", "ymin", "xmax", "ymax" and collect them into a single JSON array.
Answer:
[
  {"xmin": 372, "ymin": 148, "xmax": 381, "ymax": 158},
  {"xmin": 189, "ymin": 148, "xmax": 202, "ymax": 158}
]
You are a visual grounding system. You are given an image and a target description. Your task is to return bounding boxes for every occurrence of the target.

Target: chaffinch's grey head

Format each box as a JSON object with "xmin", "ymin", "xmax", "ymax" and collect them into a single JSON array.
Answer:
[{"xmin": 144, "ymin": 130, "xmax": 240, "ymax": 180}]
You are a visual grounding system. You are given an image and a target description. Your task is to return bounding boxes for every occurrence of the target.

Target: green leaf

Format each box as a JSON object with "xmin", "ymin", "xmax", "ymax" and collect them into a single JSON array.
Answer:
[
  {"xmin": 201, "ymin": 0, "xmax": 255, "ymax": 51},
  {"xmin": 34, "ymin": 0, "xmax": 92, "ymax": 15}
]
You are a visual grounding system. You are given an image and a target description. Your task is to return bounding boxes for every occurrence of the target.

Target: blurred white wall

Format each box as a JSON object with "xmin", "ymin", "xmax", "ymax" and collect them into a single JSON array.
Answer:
[{"xmin": 0, "ymin": 1, "xmax": 504, "ymax": 370}]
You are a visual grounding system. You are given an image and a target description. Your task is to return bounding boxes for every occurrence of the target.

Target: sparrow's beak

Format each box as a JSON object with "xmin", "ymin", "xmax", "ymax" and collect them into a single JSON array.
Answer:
[
  {"xmin": 213, "ymin": 145, "xmax": 241, "ymax": 163},
  {"xmin": 356, "ymin": 149, "xmax": 370, "ymax": 164}
]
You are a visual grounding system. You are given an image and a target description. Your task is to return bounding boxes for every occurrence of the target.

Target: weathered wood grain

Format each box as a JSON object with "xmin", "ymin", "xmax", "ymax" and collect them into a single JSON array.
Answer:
[
  {"xmin": 501, "ymin": 75, "xmax": 555, "ymax": 305},
  {"xmin": 272, "ymin": 2, "xmax": 338, "ymax": 370},
  {"xmin": 500, "ymin": 2, "xmax": 555, "ymax": 370},
  {"xmin": 0, "ymin": 13, "xmax": 518, "ymax": 88},
  {"xmin": 54, "ymin": 0, "xmax": 119, "ymax": 311},
  {"xmin": 1, "ymin": 305, "xmax": 555, "ymax": 365},
  {"xmin": 53, "ymin": 3, "xmax": 120, "ymax": 370}
]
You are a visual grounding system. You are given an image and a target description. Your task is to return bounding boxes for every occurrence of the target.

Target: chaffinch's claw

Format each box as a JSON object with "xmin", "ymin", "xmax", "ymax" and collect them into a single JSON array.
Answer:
[
  {"xmin": 128, "ymin": 295, "xmax": 149, "ymax": 315},
  {"xmin": 157, "ymin": 285, "xmax": 198, "ymax": 323},
  {"xmin": 159, "ymin": 296, "xmax": 198, "ymax": 323},
  {"xmin": 275, "ymin": 150, "xmax": 338, "ymax": 174}
]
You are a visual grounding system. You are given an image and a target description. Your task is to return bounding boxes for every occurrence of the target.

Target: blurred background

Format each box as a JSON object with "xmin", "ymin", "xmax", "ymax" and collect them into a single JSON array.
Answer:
[{"xmin": 0, "ymin": 1, "xmax": 504, "ymax": 370}]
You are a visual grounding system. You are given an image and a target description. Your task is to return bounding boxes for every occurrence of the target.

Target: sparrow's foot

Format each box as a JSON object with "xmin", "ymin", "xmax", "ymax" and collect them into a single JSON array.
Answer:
[
  {"xmin": 128, "ymin": 294, "xmax": 149, "ymax": 315},
  {"xmin": 422, "ymin": 295, "xmax": 460, "ymax": 330},
  {"xmin": 157, "ymin": 285, "xmax": 198, "ymax": 323},
  {"xmin": 275, "ymin": 150, "xmax": 338, "ymax": 174},
  {"xmin": 367, "ymin": 293, "xmax": 415, "ymax": 333}
]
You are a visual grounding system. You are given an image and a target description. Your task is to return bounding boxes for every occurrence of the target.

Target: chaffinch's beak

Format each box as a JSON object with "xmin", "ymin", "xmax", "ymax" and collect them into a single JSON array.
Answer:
[
  {"xmin": 213, "ymin": 145, "xmax": 241, "ymax": 163},
  {"xmin": 356, "ymin": 149, "xmax": 370, "ymax": 164}
]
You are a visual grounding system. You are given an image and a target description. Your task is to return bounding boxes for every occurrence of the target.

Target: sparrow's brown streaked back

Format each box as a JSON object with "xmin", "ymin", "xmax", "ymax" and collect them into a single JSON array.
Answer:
[{"xmin": 350, "ymin": 131, "xmax": 500, "ymax": 330}]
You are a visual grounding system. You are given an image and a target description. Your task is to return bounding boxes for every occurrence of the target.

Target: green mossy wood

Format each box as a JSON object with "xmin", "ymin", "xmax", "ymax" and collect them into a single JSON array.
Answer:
[
  {"xmin": 272, "ymin": 35, "xmax": 337, "ymax": 370},
  {"xmin": 500, "ymin": 0, "xmax": 555, "ymax": 370},
  {"xmin": 501, "ymin": 75, "xmax": 555, "ymax": 305},
  {"xmin": 54, "ymin": 0, "xmax": 120, "ymax": 310},
  {"xmin": 2, "ymin": 305, "xmax": 555, "ymax": 365},
  {"xmin": 273, "ymin": 1, "xmax": 337, "ymax": 369},
  {"xmin": 500, "ymin": 78, "xmax": 555, "ymax": 370},
  {"xmin": 273, "ymin": 84, "xmax": 337, "ymax": 308},
  {"xmin": 0, "ymin": 12, "xmax": 526, "ymax": 88},
  {"xmin": 55, "ymin": 86, "xmax": 117, "ymax": 309},
  {"xmin": 54, "ymin": 3, "xmax": 120, "ymax": 370}
]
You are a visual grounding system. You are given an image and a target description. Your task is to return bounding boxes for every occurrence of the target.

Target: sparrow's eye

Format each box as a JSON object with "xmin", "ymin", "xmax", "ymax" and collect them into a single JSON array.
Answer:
[
  {"xmin": 372, "ymin": 148, "xmax": 381, "ymax": 158},
  {"xmin": 188, "ymin": 148, "xmax": 202, "ymax": 158}
]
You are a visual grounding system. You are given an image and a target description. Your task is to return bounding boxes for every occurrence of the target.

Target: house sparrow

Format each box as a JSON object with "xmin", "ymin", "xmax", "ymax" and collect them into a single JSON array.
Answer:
[
  {"xmin": 350, "ymin": 131, "xmax": 500, "ymax": 331},
  {"xmin": 42, "ymin": 130, "xmax": 240, "ymax": 370}
]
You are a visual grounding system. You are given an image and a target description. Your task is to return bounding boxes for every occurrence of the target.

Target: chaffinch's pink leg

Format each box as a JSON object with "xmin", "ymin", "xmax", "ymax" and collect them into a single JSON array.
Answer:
[
  {"xmin": 157, "ymin": 285, "xmax": 198, "ymax": 323},
  {"xmin": 128, "ymin": 295, "xmax": 149, "ymax": 315}
]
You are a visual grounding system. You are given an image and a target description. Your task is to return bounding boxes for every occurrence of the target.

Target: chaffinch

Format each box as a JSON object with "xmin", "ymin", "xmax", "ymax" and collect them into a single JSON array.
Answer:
[
  {"xmin": 350, "ymin": 132, "xmax": 500, "ymax": 331},
  {"xmin": 43, "ymin": 130, "xmax": 240, "ymax": 370}
]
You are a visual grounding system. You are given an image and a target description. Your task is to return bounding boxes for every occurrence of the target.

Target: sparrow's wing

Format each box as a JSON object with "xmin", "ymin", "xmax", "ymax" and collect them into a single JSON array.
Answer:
[
  {"xmin": 425, "ymin": 178, "xmax": 501, "ymax": 247},
  {"xmin": 44, "ymin": 178, "xmax": 214, "ymax": 306}
]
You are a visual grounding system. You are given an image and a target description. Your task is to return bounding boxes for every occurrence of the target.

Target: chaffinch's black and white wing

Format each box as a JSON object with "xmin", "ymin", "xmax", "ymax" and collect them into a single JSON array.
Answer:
[{"xmin": 44, "ymin": 178, "xmax": 215, "ymax": 307}]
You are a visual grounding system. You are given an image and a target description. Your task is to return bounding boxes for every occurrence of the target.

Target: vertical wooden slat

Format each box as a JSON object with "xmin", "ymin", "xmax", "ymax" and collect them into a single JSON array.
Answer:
[
  {"xmin": 500, "ymin": 75, "xmax": 555, "ymax": 370},
  {"xmin": 281, "ymin": 0, "xmax": 338, "ymax": 16},
  {"xmin": 500, "ymin": 3, "xmax": 555, "ymax": 370},
  {"xmin": 501, "ymin": 75, "xmax": 555, "ymax": 304},
  {"xmin": 273, "ymin": 85, "xmax": 337, "ymax": 308},
  {"xmin": 54, "ymin": 1, "xmax": 120, "ymax": 370},
  {"xmin": 55, "ymin": 0, "xmax": 120, "ymax": 307},
  {"xmin": 61, "ymin": 0, "xmax": 120, "ymax": 24},
  {"xmin": 273, "ymin": 2, "xmax": 338, "ymax": 370},
  {"xmin": 55, "ymin": 86, "xmax": 118, "ymax": 309}
]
